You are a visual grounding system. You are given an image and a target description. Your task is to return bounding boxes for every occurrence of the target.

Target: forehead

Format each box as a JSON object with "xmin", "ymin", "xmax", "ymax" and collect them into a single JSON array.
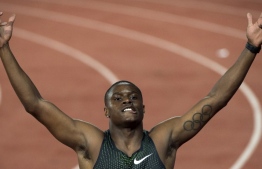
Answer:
[
  {"xmin": 104, "ymin": 82, "xmax": 143, "ymax": 104},
  {"xmin": 110, "ymin": 83, "xmax": 140, "ymax": 95}
]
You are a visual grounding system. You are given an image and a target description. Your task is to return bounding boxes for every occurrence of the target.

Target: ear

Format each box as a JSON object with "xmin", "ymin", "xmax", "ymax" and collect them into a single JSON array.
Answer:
[
  {"xmin": 143, "ymin": 105, "xmax": 145, "ymax": 114},
  {"xmin": 104, "ymin": 107, "xmax": 110, "ymax": 118}
]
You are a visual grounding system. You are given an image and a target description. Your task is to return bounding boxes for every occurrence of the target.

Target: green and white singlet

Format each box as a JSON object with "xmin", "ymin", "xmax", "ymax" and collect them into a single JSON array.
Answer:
[{"xmin": 93, "ymin": 130, "xmax": 166, "ymax": 169}]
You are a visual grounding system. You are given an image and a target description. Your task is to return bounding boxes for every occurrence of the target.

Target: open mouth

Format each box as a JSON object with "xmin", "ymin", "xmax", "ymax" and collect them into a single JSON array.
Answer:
[{"xmin": 123, "ymin": 107, "xmax": 137, "ymax": 113}]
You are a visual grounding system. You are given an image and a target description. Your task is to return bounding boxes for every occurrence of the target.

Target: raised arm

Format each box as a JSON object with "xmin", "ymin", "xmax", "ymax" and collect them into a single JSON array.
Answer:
[
  {"xmin": 0, "ymin": 12, "xmax": 103, "ymax": 152},
  {"xmin": 151, "ymin": 13, "xmax": 262, "ymax": 150},
  {"xmin": 174, "ymin": 13, "xmax": 262, "ymax": 146}
]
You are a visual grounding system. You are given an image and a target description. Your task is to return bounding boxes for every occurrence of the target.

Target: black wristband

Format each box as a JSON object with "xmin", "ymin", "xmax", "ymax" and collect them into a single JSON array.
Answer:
[{"xmin": 246, "ymin": 42, "xmax": 261, "ymax": 54}]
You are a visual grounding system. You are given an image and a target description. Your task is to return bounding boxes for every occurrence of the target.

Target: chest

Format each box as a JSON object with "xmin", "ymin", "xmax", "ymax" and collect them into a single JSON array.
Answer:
[{"xmin": 93, "ymin": 132, "xmax": 166, "ymax": 169}]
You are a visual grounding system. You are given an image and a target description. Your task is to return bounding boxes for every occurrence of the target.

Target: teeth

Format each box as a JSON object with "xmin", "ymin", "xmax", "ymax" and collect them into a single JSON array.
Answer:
[{"xmin": 124, "ymin": 108, "xmax": 132, "ymax": 112}]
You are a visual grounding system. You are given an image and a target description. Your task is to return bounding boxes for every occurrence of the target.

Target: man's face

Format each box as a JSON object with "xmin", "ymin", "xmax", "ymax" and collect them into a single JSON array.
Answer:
[{"xmin": 104, "ymin": 83, "xmax": 145, "ymax": 127}]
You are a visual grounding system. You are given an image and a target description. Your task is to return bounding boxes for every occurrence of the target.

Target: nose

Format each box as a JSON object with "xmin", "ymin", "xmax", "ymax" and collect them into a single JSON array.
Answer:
[{"xmin": 122, "ymin": 98, "xmax": 132, "ymax": 105}]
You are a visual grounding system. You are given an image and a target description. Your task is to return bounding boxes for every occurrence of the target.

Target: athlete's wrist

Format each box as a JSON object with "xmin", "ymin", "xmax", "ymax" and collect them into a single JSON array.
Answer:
[{"xmin": 246, "ymin": 42, "xmax": 261, "ymax": 54}]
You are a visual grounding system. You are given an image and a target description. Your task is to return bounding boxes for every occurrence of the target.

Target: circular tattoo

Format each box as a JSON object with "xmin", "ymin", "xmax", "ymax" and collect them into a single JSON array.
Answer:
[{"xmin": 183, "ymin": 105, "xmax": 212, "ymax": 131}]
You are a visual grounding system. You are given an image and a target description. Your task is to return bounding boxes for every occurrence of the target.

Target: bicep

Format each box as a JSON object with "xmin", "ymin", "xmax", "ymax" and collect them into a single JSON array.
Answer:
[
  {"xmin": 31, "ymin": 99, "xmax": 87, "ymax": 148},
  {"xmin": 171, "ymin": 96, "xmax": 224, "ymax": 147}
]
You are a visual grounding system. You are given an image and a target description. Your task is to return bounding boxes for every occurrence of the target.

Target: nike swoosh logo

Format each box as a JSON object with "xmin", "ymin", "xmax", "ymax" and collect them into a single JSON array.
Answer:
[{"xmin": 134, "ymin": 153, "xmax": 153, "ymax": 165}]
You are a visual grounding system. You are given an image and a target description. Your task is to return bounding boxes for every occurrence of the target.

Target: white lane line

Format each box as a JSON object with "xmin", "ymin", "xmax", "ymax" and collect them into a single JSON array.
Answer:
[
  {"xmin": 9, "ymin": 28, "xmax": 119, "ymax": 169},
  {"xmin": 29, "ymin": 0, "xmax": 261, "ymax": 18},
  {"xmin": 12, "ymin": 28, "xmax": 119, "ymax": 84},
  {"xmin": 135, "ymin": 0, "xmax": 261, "ymax": 17},
  {"xmin": 26, "ymin": 0, "xmax": 246, "ymax": 40},
  {"xmin": 1, "ymin": 3, "xmax": 261, "ymax": 169},
  {"xmin": 230, "ymin": 85, "xmax": 262, "ymax": 169}
]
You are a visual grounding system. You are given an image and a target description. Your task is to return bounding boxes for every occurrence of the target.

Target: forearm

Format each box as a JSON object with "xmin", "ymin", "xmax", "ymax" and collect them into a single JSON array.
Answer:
[
  {"xmin": 0, "ymin": 43, "xmax": 42, "ymax": 112},
  {"xmin": 208, "ymin": 46, "xmax": 257, "ymax": 105}
]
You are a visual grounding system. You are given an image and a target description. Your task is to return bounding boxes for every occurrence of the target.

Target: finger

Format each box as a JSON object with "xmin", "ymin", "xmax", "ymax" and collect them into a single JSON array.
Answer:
[
  {"xmin": 259, "ymin": 13, "xmax": 262, "ymax": 28},
  {"xmin": 247, "ymin": 13, "xmax": 253, "ymax": 27},
  {"xmin": 0, "ymin": 22, "xmax": 7, "ymax": 26},
  {"xmin": 0, "ymin": 12, "xmax": 2, "ymax": 16},
  {"xmin": 8, "ymin": 14, "xmax": 16, "ymax": 23}
]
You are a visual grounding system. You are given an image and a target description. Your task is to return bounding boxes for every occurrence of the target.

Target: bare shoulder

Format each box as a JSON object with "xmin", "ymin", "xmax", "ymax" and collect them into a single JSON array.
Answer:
[
  {"xmin": 149, "ymin": 116, "xmax": 182, "ymax": 147},
  {"xmin": 149, "ymin": 116, "xmax": 181, "ymax": 138}
]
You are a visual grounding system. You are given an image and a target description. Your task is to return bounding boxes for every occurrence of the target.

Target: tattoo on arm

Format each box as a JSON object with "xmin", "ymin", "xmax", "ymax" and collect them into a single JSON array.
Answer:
[{"xmin": 183, "ymin": 105, "xmax": 212, "ymax": 131}]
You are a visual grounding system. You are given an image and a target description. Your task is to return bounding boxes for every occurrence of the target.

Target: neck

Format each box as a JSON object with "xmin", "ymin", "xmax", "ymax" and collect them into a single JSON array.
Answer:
[{"xmin": 109, "ymin": 124, "xmax": 144, "ymax": 157}]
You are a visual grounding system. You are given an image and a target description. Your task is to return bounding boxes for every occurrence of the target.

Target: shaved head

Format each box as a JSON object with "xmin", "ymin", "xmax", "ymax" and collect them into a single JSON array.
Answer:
[{"xmin": 104, "ymin": 80, "xmax": 142, "ymax": 106}]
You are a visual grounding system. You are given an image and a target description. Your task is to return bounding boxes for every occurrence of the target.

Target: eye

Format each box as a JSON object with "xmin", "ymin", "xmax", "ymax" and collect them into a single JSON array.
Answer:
[
  {"xmin": 130, "ymin": 95, "xmax": 138, "ymax": 100},
  {"xmin": 114, "ymin": 97, "xmax": 122, "ymax": 101}
]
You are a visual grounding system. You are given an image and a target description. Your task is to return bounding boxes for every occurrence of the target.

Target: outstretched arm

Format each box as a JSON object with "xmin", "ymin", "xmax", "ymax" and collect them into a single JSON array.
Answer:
[
  {"xmin": 152, "ymin": 13, "xmax": 262, "ymax": 150},
  {"xmin": 174, "ymin": 12, "xmax": 262, "ymax": 146},
  {"xmin": 0, "ymin": 12, "xmax": 103, "ymax": 152}
]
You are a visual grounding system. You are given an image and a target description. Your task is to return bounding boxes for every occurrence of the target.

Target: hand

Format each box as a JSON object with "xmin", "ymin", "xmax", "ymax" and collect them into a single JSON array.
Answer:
[
  {"xmin": 246, "ymin": 12, "xmax": 262, "ymax": 47},
  {"xmin": 0, "ymin": 12, "xmax": 16, "ymax": 48}
]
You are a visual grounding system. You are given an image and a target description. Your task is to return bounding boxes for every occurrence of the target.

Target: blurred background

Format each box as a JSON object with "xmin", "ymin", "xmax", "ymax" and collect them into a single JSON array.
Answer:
[{"xmin": 0, "ymin": 0, "xmax": 261, "ymax": 168}]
